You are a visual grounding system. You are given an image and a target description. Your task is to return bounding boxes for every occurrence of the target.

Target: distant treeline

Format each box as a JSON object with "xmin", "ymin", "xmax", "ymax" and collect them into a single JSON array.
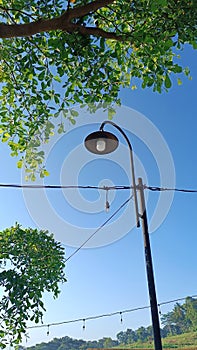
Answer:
[
  {"xmin": 23, "ymin": 337, "xmax": 119, "ymax": 350},
  {"xmin": 22, "ymin": 297, "xmax": 197, "ymax": 350}
]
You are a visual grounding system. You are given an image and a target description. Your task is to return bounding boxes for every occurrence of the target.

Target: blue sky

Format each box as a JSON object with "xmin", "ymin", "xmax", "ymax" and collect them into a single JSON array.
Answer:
[{"xmin": 0, "ymin": 44, "xmax": 197, "ymax": 346}]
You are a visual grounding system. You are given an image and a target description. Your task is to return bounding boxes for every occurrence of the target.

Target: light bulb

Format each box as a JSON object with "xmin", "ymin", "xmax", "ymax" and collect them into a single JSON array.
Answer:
[
  {"xmin": 105, "ymin": 200, "xmax": 110, "ymax": 213},
  {"xmin": 96, "ymin": 139, "xmax": 106, "ymax": 152}
]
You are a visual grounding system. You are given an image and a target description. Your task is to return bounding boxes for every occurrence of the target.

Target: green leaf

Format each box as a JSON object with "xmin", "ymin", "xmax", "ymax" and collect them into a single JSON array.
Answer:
[
  {"xmin": 38, "ymin": 71, "xmax": 45, "ymax": 80},
  {"xmin": 43, "ymin": 169, "xmax": 50, "ymax": 176},
  {"xmin": 165, "ymin": 75, "xmax": 172, "ymax": 89},
  {"xmin": 53, "ymin": 75, "xmax": 61, "ymax": 83},
  {"xmin": 17, "ymin": 160, "xmax": 23, "ymax": 169},
  {"xmin": 70, "ymin": 109, "xmax": 79, "ymax": 117},
  {"xmin": 108, "ymin": 107, "xmax": 116, "ymax": 120},
  {"xmin": 191, "ymin": 41, "xmax": 197, "ymax": 49},
  {"xmin": 28, "ymin": 73, "xmax": 34, "ymax": 80},
  {"xmin": 69, "ymin": 118, "xmax": 76, "ymax": 125}
]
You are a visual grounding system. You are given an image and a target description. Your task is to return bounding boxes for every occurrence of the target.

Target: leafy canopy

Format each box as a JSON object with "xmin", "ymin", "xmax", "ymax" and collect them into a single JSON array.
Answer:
[
  {"xmin": 0, "ymin": 0, "xmax": 196, "ymax": 178},
  {"xmin": 161, "ymin": 297, "xmax": 197, "ymax": 335},
  {"xmin": 0, "ymin": 224, "xmax": 66, "ymax": 348}
]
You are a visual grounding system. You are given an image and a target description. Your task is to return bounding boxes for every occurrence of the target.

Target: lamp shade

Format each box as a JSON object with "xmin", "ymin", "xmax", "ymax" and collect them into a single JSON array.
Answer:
[{"xmin": 84, "ymin": 130, "xmax": 119, "ymax": 155}]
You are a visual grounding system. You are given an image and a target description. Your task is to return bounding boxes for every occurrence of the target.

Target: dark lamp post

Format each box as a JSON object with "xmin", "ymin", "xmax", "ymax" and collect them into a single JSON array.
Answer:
[{"xmin": 84, "ymin": 121, "xmax": 162, "ymax": 350}]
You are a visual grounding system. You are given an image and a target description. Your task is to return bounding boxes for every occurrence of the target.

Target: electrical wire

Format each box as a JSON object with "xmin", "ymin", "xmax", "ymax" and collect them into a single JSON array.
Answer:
[
  {"xmin": 0, "ymin": 182, "xmax": 196, "ymax": 266},
  {"xmin": 65, "ymin": 195, "xmax": 133, "ymax": 262},
  {"xmin": 159, "ymin": 294, "xmax": 197, "ymax": 306},
  {"xmin": 145, "ymin": 185, "xmax": 197, "ymax": 193},
  {"xmin": 27, "ymin": 293, "xmax": 197, "ymax": 330},
  {"xmin": 0, "ymin": 195, "xmax": 133, "ymax": 266},
  {"xmin": 0, "ymin": 184, "xmax": 130, "ymax": 190},
  {"xmin": 0, "ymin": 182, "xmax": 197, "ymax": 193}
]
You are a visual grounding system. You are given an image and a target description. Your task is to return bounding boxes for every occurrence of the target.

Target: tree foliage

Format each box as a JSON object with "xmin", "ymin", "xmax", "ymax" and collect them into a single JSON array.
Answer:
[
  {"xmin": 116, "ymin": 298, "xmax": 197, "ymax": 345},
  {"xmin": 0, "ymin": 0, "xmax": 196, "ymax": 178},
  {"xmin": 23, "ymin": 335, "xmax": 118, "ymax": 350},
  {"xmin": 117, "ymin": 326, "xmax": 153, "ymax": 345},
  {"xmin": 0, "ymin": 224, "xmax": 66, "ymax": 348},
  {"xmin": 161, "ymin": 297, "xmax": 197, "ymax": 335}
]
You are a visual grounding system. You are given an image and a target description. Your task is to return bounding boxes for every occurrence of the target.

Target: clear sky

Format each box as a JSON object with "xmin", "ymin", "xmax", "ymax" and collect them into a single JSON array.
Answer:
[{"xmin": 0, "ymin": 44, "xmax": 197, "ymax": 347}]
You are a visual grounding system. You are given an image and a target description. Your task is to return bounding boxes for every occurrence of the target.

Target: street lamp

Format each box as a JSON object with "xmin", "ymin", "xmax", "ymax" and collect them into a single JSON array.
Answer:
[{"xmin": 84, "ymin": 120, "xmax": 162, "ymax": 350}]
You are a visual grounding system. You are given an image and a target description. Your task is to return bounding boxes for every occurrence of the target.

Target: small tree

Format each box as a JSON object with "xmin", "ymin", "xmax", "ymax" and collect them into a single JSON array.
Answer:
[
  {"xmin": 103, "ymin": 337, "xmax": 118, "ymax": 348},
  {"xmin": 0, "ymin": 224, "xmax": 66, "ymax": 348},
  {"xmin": 161, "ymin": 302, "xmax": 191, "ymax": 335},
  {"xmin": 184, "ymin": 297, "xmax": 197, "ymax": 331}
]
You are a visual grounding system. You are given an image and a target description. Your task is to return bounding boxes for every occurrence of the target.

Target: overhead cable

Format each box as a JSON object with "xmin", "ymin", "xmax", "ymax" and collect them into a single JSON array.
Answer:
[
  {"xmin": 0, "ymin": 183, "xmax": 197, "ymax": 193},
  {"xmin": 27, "ymin": 293, "xmax": 197, "ymax": 331},
  {"xmin": 0, "ymin": 196, "xmax": 133, "ymax": 266},
  {"xmin": 145, "ymin": 185, "xmax": 197, "ymax": 193},
  {"xmin": 0, "ymin": 183, "xmax": 129, "ymax": 190},
  {"xmin": 65, "ymin": 195, "xmax": 133, "ymax": 262}
]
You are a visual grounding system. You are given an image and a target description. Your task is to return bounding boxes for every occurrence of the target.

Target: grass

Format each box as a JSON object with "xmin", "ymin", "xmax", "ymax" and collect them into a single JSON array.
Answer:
[{"xmin": 112, "ymin": 331, "xmax": 197, "ymax": 349}]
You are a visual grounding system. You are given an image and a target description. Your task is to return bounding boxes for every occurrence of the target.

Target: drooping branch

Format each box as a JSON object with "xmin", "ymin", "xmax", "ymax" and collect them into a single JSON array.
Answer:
[
  {"xmin": 70, "ymin": 23, "xmax": 124, "ymax": 41},
  {"xmin": 0, "ymin": 6, "xmax": 37, "ymax": 22},
  {"xmin": 0, "ymin": 0, "xmax": 117, "ymax": 39},
  {"xmin": 67, "ymin": 0, "xmax": 115, "ymax": 20}
]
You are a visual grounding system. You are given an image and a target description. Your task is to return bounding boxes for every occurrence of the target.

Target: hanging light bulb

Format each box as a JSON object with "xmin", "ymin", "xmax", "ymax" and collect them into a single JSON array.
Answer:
[
  {"xmin": 105, "ymin": 188, "xmax": 110, "ymax": 212},
  {"xmin": 82, "ymin": 319, "xmax": 86, "ymax": 330},
  {"xmin": 25, "ymin": 333, "xmax": 29, "ymax": 343},
  {"xmin": 96, "ymin": 139, "xmax": 106, "ymax": 152},
  {"xmin": 105, "ymin": 200, "xmax": 110, "ymax": 212}
]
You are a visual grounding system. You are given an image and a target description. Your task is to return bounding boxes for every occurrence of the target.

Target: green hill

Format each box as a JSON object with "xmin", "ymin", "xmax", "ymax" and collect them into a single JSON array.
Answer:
[
  {"xmin": 25, "ymin": 330, "xmax": 197, "ymax": 350},
  {"xmin": 114, "ymin": 331, "xmax": 197, "ymax": 349}
]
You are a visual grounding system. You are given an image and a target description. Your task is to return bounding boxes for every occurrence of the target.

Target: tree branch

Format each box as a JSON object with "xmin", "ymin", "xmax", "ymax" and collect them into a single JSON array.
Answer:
[
  {"xmin": 0, "ymin": 6, "xmax": 37, "ymax": 21},
  {"xmin": 71, "ymin": 23, "xmax": 124, "ymax": 41},
  {"xmin": 0, "ymin": 0, "xmax": 116, "ymax": 38},
  {"xmin": 67, "ymin": 0, "xmax": 115, "ymax": 20},
  {"xmin": 0, "ymin": 18, "xmax": 61, "ymax": 38}
]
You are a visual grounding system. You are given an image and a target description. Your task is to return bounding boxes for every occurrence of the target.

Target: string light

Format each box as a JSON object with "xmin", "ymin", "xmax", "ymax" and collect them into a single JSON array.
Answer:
[
  {"xmin": 158, "ymin": 304, "xmax": 162, "ymax": 316},
  {"xmin": 27, "ymin": 294, "xmax": 197, "ymax": 331},
  {"xmin": 25, "ymin": 333, "xmax": 29, "ymax": 343}
]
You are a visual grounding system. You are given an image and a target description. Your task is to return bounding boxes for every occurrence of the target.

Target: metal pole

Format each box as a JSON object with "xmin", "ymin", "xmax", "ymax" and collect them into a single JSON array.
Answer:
[
  {"xmin": 138, "ymin": 177, "xmax": 162, "ymax": 350},
  {"xmin": 100, "ymin": 121, "xmax": 140, "ymax": 227}
]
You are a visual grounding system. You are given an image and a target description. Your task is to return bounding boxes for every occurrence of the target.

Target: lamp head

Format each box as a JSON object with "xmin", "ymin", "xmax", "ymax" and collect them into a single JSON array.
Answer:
[{"xmin": 84, "ymin": 130, "xmax": 119, "ymax": 155}]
